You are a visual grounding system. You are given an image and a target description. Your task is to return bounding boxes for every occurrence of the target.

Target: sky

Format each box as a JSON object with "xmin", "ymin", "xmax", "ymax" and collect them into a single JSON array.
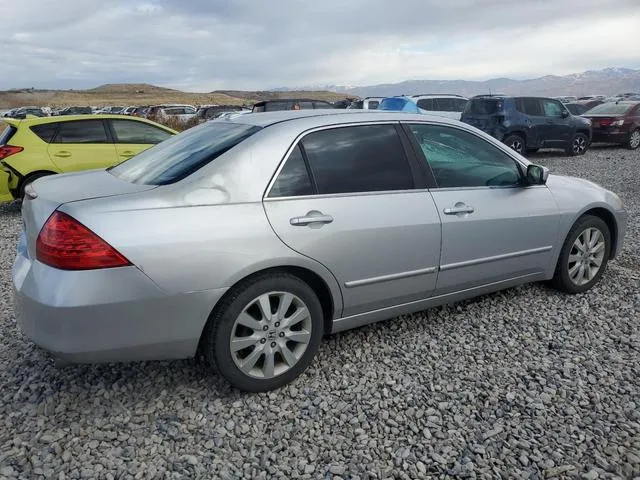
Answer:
[{"xmin": 1, "ymin": 0, "xmax": 639, "ymax": 91}]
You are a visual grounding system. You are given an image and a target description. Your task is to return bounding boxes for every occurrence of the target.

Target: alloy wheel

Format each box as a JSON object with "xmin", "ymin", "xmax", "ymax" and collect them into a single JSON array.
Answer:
[
  {"xmin": 509, "ymin": 139, "xmax": 523, "ymax": 154},
  {"xmin": 567, "ymin": 227, "xmax": 606, "ymax": 286},
  {"xmin": 229, "ymin": 292, "xmax": 312, "ymax": 379},
  {"xmin": 630, "ymin": 130, "xmax": 640, "ymax": 149},
  {"xmin": 572, "ymin": 136, "xmax": 587, "ymax": 154}
]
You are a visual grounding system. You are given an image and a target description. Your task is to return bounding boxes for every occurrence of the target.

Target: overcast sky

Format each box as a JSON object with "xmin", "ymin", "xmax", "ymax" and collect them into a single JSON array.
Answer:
[{"xmin": 1, "ymin": 0, "xmax": 639, "ymax": 91}]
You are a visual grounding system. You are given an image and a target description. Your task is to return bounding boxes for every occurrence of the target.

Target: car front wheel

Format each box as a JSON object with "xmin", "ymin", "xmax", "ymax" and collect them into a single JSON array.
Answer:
[
  {"xmin": 202, "ymin": 273, "xmax": 324, "ymax": 392},
  {"xmin": 566, "ymin": 133, "xmax": 589, "ymax": 156},
  {"xmin": 552, "ymin": 215, "xmax": 611, "ymax": 294},
  {"xmin": 627, "ymin": 129, "xmax": 640, "ymax": 150}
]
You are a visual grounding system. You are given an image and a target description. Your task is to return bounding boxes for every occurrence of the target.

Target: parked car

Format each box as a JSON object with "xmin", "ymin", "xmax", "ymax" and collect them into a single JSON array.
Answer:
[
  {"xmin": 582, "ymin": 101, "xmax": 640, "ymax": 149},
  {"xmin": 4, "ymin": 107, "xmax": 48, "ymax": 119},
  {"xmin": 196, "ymin": 105, "xmax": 250, "ymax": 123},
  {"xmin": 347, "ymin": 97, "xmax": 384, "ymax": 110},
  {"xmin": 578, "ymin": 95, "xmax": 606, "ymax": 101},
  {"xmin": 97, "ymin": 106, "xmax": 125, "ymax": 114},
  {"xmin": 0, "ymin": 114, "xmax": 176, "ymax": 201},
  {"xmin": 131, "ymin": 106, "xmax": 150, "ymax": 117},
  {"xmin": 565, "ymin": 103, "xmax": 590, "ymax": 116},
  {"xmin": 553, "ymin": 96, "xmax": 578, "ymax": 104},
  {"xmin": 147, "ymin": 104, "xmax": 197, "ymax": 124},
  {"xmin": 121, "ymin": 106, "xmax": 137, "ymax": 115},
  {"xmin": 57, "ymin": 106, "xmax": 93, "ymax": 116},
  {"xmin": 12, "ymin": 111, "xmax": 626, "ymax": 392},
  {"xmin": 577, "ymin": 99, "xmax": 605, "ymax": 110},
  {"xmin": 252, "ymin": 99, "xmax": 334, "ymax": 112},
  {"xmin": 332, "ymin": 98, "xmax": 358, "ymax": 109},
  {"xmin": 461, "ymin": 95, "xmax": 592, "ymax": 156},
  {"xmin": 410, "ymin": 94, "xmax": 468, "ymax": 120}
]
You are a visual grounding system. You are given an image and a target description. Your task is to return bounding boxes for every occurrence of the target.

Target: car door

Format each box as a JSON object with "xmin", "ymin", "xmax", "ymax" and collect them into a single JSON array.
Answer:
[
  {"xmin": 47, "ymin": 119, "xmax": 117, "ymax": 172},
  {"xmin": 263, "ymin": 123, "xmax": 442, "ymax": 317},
  {"xmin": 109, "ymin": 118, "xmax": 174, "ymax": 161},
  {"xmin": 516, "ymin": 97, "xmax": 546, "ymax": 148},
  {"xmin": 540, "ymin": 98, "xmax": 572, "ymax": 146},
  {"xmin": 404, "ymin": 123, "xmax": 561, "ymax": 294}
]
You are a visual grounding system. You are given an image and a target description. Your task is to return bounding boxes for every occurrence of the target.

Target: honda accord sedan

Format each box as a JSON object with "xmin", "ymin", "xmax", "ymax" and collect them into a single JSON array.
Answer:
[{"xmin": 13, "ymin": 110, "xmax": 627, "ymax": 392}]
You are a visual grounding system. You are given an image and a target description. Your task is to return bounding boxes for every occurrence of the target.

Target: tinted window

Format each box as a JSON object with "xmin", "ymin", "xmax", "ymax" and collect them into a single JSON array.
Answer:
[
  {"xmin": 521, "ymin": 98, "xmax": 544, "ymax": 116},
  {"xmin": 109, "ymin": 122, "xmax": 261, "ymax": 185},
  {"xmin": 454, "ymin": 98, "xmax": 468, "ymax": 111},
  {"xmin": 565, "ymin": 104, "xmax": 586, "ymax": 115},
  {"xmin": 349, "ymin": 100, "xmax": 363, "ymax": 109},
  {"xmin": 314, "ymin": 101, "xmax": 333, "ymax": 109},
  {"xmin": 301, "ymin": 125, "xmax": 414, "ymax": 194},
  {"xmin": 298, "ymin": 102, "xmax": 314, "ymax": 110},
  {"xmin": 434, "ymin": 98, "xmax": 456, "ymax": 112},
  {"xmin": 112, "ymin": 120, "xmax": 172, "ymax": 144},
  {"xmin": 409, "ymin": 124, "xmax": 521, "ymax": 188},
  {"xmin": 542, "ymin": 99, "xmax": 564, "ymax": 117},
  {"xmin": 464, "ymin": 98, "xmax": 503, "ymax": 115},
  {"xmin": 417, "ymin": 98, "xmax": 435, "ymax": 110},
  {"xmin": 366, "ymin": 100, "xmax": 379, "ymax": 109},
  {"xmin": 30, "ymin": 123, "xmax": 58, "ymax": 143},
  {"xmin": 54, "ymin": 120, "xmax": 108, "ymax": 144},
  {"xmin": 269, "ymin": 145, "xmax": 313, "ymax": 197}
]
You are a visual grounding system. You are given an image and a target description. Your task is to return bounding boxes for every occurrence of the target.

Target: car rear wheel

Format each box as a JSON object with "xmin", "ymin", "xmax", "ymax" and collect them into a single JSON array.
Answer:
[
  {"xmin": 627, "ymin": 129, "xmax": 640, "ymax": 150},
  {"xmin": 503, "ymin": 134, "xmax": 525, "ymax": 154},
  {"xmin": 201, "ymin": 273, "xmax": 323, "ymax": 392},
  {"xmin": 551, "ymin": 215, "xmax": 611, "ymax": 294},
  {"xmin": 566, "ymin": 133, "xmax": 589, "ymax": 156}
]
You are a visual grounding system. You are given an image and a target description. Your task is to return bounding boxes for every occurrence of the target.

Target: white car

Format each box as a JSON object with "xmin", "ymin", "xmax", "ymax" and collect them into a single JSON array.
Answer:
[
  {"xmin": 347, "ymin": 97, "xmax": 384, "ymax": 110},
  {"xmin": 410, "ymin": 94, "xmax": 468, "ymax": 120},
  {"xmin": 149, "ymin": 104, "xmax": 197, "ymax": 123}
]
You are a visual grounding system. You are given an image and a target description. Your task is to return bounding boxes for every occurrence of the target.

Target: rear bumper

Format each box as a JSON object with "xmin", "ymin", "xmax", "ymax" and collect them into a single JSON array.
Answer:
[
  {"xmin": 13, "ymin": 233, "xmax": 227, "ymax": 363},
  {"xmin": 591, "ymin": 132, "xmax": 629, "ymax": 144}
]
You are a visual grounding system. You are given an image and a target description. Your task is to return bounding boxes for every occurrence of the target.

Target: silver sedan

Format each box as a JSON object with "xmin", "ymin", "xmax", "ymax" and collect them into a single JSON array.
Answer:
[{"xmin": 13, "ymin": 110, "xmax": 627, "ymax": 391}]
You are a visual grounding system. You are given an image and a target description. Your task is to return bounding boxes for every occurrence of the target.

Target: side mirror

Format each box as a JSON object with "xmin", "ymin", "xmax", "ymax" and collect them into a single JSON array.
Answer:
[
  {"xmin": 526, "ymin": 164, "xmax": 549, "ymax": 185},
  {"xmin": 561, "ymin": 109, "xmax": 570, "ymax": 118}
]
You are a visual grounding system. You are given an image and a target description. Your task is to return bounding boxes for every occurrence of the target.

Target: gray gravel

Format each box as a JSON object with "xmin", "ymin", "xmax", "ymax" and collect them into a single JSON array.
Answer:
[{"xmin": 1, "ymin": 145, "xmax": 639, "ymax": 480}]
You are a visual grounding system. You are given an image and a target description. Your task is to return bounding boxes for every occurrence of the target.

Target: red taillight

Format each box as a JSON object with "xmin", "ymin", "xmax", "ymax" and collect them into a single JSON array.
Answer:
[
  {"xmin": 0, "ymin": 145, "xmax": 23, "ymax": 160},
  {"xmin": 36, "ymin": 211, "xmax": 131, "ymax": 270}
]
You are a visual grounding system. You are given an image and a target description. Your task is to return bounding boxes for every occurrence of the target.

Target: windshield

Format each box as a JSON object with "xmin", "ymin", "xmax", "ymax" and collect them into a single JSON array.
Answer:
[
  {"xmin": 109, "ymin": 122, "xmax": 261, "ymax": 185},
  {"xmin": 585, "ymin": 103, "xmax": 634, "ymax": 115}
]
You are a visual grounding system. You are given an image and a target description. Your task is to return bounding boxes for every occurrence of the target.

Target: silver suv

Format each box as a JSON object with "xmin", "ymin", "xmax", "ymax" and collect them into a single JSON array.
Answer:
[{"xmin": 410, "ymin": 94, "xmax": 468, "ymax": 120}]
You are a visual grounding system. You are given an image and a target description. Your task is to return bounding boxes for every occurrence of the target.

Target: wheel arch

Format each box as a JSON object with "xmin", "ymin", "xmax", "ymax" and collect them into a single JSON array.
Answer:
[
  {"xmin": 16, "ymin": 170, "xmax": 58, "ymax": 198},
  {"xmin": 581, "ymin": 207, "xmax": 619, "ymax": 259}
]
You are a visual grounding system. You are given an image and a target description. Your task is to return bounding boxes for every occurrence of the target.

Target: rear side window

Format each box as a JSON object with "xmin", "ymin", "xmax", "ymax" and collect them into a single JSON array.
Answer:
[
  {"xmin": 111, "ymin": 120, "xmax": 172, "ymax": 144},
  {"xmin": 434, "ymin": 98, "xmax": 456, "ymax": 112},
  {"xmin": 269, "ymin": 145, "xmax": 314, "ymax": 197},
  {"xmin": 464, "ymin": 98, "xmax": 503, "ymax": 115},
  {"xmin": 53, "ymin": 120, "xmax": 109, "ymax": 144},
  {"xmin": 301, "ymin": 125, "xmax": 414, "ymax": 194},
  {"xmin": 417, "ymin": 99, "xmax": 435, "ymax": 110},
  {"xmin": 519, "ymin": 98, "xmax": 544, "ymax": 116},
  {"xmin": 109, "ymin": 122, "xmax": 261, "ymax": 185},
  {"xmin": 30, "ymin": 123, "xmax": 59, "ymax": 143}
]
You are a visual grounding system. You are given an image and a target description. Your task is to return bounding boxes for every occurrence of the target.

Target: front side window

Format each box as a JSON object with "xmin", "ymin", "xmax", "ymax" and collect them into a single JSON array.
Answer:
[
  {"xmin": 300, "ymin": 124, "xmax": 414, "ymax": 194},
  {"xmin": 54, "ymin": 120, "xmax": 108, "ymax": 144},
  {"xmin": 408, "ymin": 124, "xmax": 521, "ymax": 188},
  {"xmin": 112, "ymin": 120, "xmax": 173, "ymax": 144},
  {"xmin": 542, "ymin": 99, "xmax": 564, "ymax": 117},
  {"xmin": 109, "ymin": 122, "xmax": 261, "ymax": 185},
  {"xmin": 268, "ymin": 145, "xmax": 313, "ymax": 197}
]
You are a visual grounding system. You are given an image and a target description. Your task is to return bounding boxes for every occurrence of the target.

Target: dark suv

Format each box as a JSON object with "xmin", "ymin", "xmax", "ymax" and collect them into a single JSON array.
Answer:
[{"xmin": 461, "ymin": 96, "xmax": 592, "ymax": 156}]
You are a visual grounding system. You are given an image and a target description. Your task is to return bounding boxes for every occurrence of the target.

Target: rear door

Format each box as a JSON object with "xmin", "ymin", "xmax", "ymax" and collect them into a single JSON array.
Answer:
[
  {"xmin": 516, "ymin": 97, "xmax": 546, "ymax": 148},
  {"xmin": 109, "ymin": 118, "xmax": 173, "ymax": 161},
  {"xmin": 47, "ymin": 119, "xmax": 118, "ymax": 172},
  {"xmin": 263, "ymin": 123, "xmax": 442, "ymax": 317},
  {"xmin": 540, "ymin": 98, "xmax": 572, "ymax": 146},
  {"xmin": 405, "ymin": 122, "xmax": 560, "ymax": 294}
]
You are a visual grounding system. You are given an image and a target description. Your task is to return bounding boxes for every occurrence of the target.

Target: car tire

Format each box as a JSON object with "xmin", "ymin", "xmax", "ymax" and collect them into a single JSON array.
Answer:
[
  {"xmin": 18, "ymin": 172, "xmax": 54, "ymax": 200},
  {"xmin": 551, "ymin": 215, "xmax": 611, "ymax": 294},
  {"xmin": 201, "ymin": 273, "xmax": 324, "ymax": 392},
  {"xmin": 627, "ymin": 129, "xmax": 640, "ymax": 150},
  {"xmin": 565, "ymin": 132, "xmax": 589, "ymax": 156},
  {"xmin": 503, "ymin": 134, "xmax": 525, "ymax": 155}
]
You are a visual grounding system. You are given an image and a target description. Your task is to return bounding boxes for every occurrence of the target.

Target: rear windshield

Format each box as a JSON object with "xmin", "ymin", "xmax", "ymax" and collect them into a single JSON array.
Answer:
[
  {"xmin": 109, "ymin": 122, "xmax": 261, "ymax": 185},
  {"xmin": 464, "ymin": 98, "xmax": 503, "ymax": 115},
  {"xmin": 585, "ymin": 103, "xmax": 634, "ymax": 115},
  {"xmin": 379, "ymin": 98, "xmax": 409, "ymax": 111},
  {"xmin": 0, "ymin": 125, "xmax": 17, "ymax": 145}
]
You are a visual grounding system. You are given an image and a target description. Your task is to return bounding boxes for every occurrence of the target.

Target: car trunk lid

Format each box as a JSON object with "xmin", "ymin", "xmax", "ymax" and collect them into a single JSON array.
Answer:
[{"xmin": 21, "ymin": 169, "xmax": 156, "ymax": 259}]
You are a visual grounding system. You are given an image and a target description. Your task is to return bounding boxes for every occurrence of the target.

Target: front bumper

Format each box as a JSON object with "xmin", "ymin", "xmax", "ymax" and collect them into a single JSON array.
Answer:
[{"xmin": 13, "ymin": 232, "xmax": 227, "ymax": 363}]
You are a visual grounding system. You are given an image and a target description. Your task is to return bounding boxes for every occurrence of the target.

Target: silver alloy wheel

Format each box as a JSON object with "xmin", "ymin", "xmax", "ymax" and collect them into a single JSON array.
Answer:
[
  {"xmin": 509, "ymin": 139, "xmax": 523, "ymax": 153},
  {"xmin": 230, "ymin": 291, "xmax": 312, "ymax": 379},
  {"xmin": 572, "ymin": 135, "xmax": 587, "ymax": 154},
  {"xmin": 567, "ymin": 227, "xmax": 606, "ymax": 286},
  {"xmin": 630, "ymin": 130, "xmax": 640, "ymax": 149}
]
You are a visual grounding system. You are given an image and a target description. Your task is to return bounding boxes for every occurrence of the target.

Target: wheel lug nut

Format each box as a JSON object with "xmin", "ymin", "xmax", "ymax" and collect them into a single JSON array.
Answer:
[
  {"xmin": 260, "ymin": 338, "xmax": 266, "ymax": 344},
  {"xmin": 263, "ymin": 325, "xmax": 268, "ymax": 331},
  {"xmin": 279, "ymin": 332, "xmax": 285, "ymax": 337},
  {"xmin": 271, "ymin": 342, "xmax": 276, "ymax": 348}
]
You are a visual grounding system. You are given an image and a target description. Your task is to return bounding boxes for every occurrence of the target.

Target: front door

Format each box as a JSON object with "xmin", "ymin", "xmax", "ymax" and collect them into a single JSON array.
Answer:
[
  {"xmin": 47, "ymin": 119, "xmax": 117, "ymax": 172},
  {"xmin": 263, "ymin": 124, "xmax": 442, "ymax": 317},
  {"xmin": 405, "ymin": 123, "xmax": 561, "ymax": 294},
  {"xmin": 540, "ymin": 98, "xmax": 572, "ymax": 146},
  {"xmin": 109, "ymin": 118, "xmax": 174, "ymax": 163}
]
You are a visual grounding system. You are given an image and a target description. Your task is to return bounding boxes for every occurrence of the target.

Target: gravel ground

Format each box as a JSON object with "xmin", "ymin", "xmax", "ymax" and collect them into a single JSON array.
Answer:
[{"xmin": 0, "ymin": 145, "xmax": 639, "ymax": 480}]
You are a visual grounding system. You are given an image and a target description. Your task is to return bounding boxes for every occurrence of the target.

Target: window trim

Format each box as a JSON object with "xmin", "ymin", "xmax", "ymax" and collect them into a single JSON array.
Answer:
[
  {"xmin": 401, "ymin": 121, "xmax": 530, "ymax": 191},
  {"xmin": 263, "ymin": 121, "xmax": 426, "ymax": 200},
  {"xmin": 51, "ymin": 119, "xmax": 112, "ymax": 144},
  {"xmin": 106, "ymin": 118, "xmax": 173, "ymax": 144}
]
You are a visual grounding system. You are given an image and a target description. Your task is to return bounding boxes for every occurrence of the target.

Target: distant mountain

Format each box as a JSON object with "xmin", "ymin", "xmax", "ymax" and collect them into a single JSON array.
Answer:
[{"xmin": 281, "ymin": 68, "xmax": 640, "ymax": 98}]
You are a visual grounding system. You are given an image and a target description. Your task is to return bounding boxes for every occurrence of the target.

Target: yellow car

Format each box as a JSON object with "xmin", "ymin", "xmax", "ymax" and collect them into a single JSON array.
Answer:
[{"xmin": 0, "ymin": 114, "xmax": 176, "ymax": 201}]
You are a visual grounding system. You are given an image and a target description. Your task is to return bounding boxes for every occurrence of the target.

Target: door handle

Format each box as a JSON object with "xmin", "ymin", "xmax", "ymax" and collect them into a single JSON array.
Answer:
[
  {"xmin": 53, "ymin": 151, "xmax": 71, "ymax": 158},
  {"xmin": 120, "ymin": 151, "xmax": 136, "ymax": 157},
  {"xmin": 443, "ymin": 205, "xmax": 475, "ymax": 215},
  {"xmin": 290, "ymin": 211, "xmax": 334, "ymax": 226}
]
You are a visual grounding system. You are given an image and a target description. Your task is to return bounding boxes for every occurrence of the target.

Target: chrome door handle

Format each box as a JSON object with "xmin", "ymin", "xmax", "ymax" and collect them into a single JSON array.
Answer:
[
  {"xmin": 443, "ymin": 205, "xmax": 474, "ymax": 215},
  {"xmin": 290, "ymin": 212, "xmax": 334, "ymax": 226},
  {"xmin": 54, "ymin": 151, "xmax": 71, "ymax": 158},
  {"xmin": 120, "ymin": 151, "xmax": 136, "ymax": 157}
]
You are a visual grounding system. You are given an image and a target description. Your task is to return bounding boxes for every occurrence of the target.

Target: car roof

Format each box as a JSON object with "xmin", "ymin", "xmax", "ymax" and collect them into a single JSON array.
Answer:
[
  {"xmin": 253, "ymin": 99, "xmax": 332, "ymax": 105},
  {"xmin": 2, "ymin": 114, "xmax": 177, "ymax": 130},
  {"xmin": 224, "ymin": 109, "xmax": 463, "ymax": 128},
  {"xmin": 411, "ymin": 94, "xmax": 467, "ymax": 98}
]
